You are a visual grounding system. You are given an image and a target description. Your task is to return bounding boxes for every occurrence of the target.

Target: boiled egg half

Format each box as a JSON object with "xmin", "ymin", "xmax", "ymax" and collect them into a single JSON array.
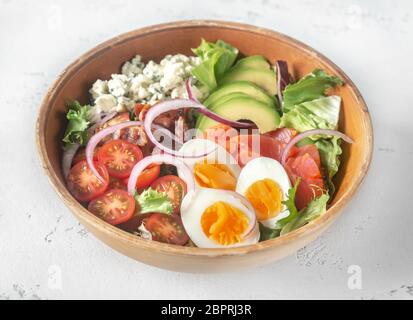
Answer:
[
  {"xmin": 236, "ymin": 157, "xmax": 291, "ymax": 228},
  {"xmin": 181, "ymin": 188, "xmax": 260, "ymax": 248},
  {"xmin": 178, "ymin": 139, "xmax": 241, "ymax": 191}
]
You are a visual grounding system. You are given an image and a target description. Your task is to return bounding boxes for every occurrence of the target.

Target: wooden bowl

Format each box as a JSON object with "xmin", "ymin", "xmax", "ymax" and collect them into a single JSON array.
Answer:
[{"xmin": 36, "ymin": 20, "xmax": 373, "ymax": 272}]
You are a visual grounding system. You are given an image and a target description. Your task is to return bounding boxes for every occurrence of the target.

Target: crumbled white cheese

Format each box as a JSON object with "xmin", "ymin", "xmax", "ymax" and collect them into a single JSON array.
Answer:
[
  {"xmin": 89, "ymin": 79, "xmax": 108, "ymax": 100},
  {"xmin": 88, "ymin": 53, "xmax": 204, "ymax": 122},
  {"xmin": 108, "ymin": 74, "xmax": 130, "ymax": 97},
  {"xmin": 94, "ymin": 94, "xmax": 117, "ymax": 112}
]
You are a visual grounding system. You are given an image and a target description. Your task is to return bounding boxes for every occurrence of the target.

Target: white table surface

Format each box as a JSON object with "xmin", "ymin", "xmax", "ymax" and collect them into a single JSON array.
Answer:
[{"xmin": 1, "ymin": 0, "xmax": 412, "ymax": 300}]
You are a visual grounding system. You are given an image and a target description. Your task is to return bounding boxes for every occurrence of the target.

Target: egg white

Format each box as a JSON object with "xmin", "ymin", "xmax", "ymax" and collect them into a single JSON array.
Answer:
[
  {"xmin": 236, "ymin": 157, "xmax": 291, "ymax": 228},
  {"xmin": 180, "ymin": 188, "xmax": 259, "ymax": 248},
  {"xmin": 177, "ymin": 139, "xmax": 241, "ymax": 189}
]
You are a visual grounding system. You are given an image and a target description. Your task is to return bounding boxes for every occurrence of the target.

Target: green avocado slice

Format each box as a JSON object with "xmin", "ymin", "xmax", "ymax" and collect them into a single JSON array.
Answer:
[
  {"xmin": 196, "ymin": 96, "xmax": 280, "ymax": 133},
  {"xmin": 203, "ymin": 81, "xmax": 277, "ymax": 108},
  {"xmin": 219, "ymin": 66, "xmax": 277, "ymax": 96}
]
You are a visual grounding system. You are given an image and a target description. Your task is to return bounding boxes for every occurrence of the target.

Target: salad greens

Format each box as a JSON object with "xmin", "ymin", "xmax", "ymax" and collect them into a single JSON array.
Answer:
[
  {"xmin": 135, "ymin": 188, "xmax": 173, "ymax": 215},
  {"xmin": 282, "ymin": 69, "xmax": 343, "ymax": 112},
  {"xmin": 62, "ymin": 100, "xmax": 91, "ymax": 146},
  {"xmin": 259, "ymin": 180, "xmax": 329, "ymax": 241},
  {"xmin": 280, "ymin": 69, "xmax": 344, "ymax": 195},
  {"xmin": 280, "ymin": 194, "xmax": 329, "ymax": 235},
  {"xmin": 280, "ymin": 95, "xmax": 341, "ymax": 132},
  {"xmin": 315, "ymin": 137, "xmax": 342, "ymax": 194},
  {"xmin": 191, "ymin": 39, "xmax": 238, "ymax": 91}
]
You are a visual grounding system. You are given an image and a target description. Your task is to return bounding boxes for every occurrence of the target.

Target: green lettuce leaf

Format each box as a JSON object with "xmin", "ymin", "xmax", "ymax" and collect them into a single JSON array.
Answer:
[
  {"xmin": 280, "ymin": 95, "xmax": 341, "ymax": 132},
  {"xmin": 135, "ymin": 188, "xmax": 173, "ymax": 215},
  {"xmin": 191, "ymin": 39, "xmax": 238, "ymax": 91},
  {"xmin": 259, "ymin": 222, "xmax": 281, "ymax": 241},
  {"xmin": 280, "ymin": 95, "xmax": 343, "ymax": 195},
  {"xmin": 315, "ymin": 137, "xmax": 342, "ymax": 194},
  {"xmin": 280, "ymin": 194, "xmax": 329, "ymax": 235},
  {"xmin": 275, "ymin": 179, "xmax": 300, "ymax": 227},
  {"xmin": 62, "ymin": 100, "xmax": 91, "ymax": 146},
  {"xmin": 283, "ymin": 69, "xmax": 343, "ymax": 112}
]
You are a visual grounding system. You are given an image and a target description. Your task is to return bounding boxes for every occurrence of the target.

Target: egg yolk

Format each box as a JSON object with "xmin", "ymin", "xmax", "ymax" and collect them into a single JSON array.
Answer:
[
  {"xmin": 245, "ymin": 179, "xmax": 283, "ymax": 221},
  {"xmin": 201, "ymin": 201, "xmax": 249, "ymax": 245},
  {"xmin": 193, "ymin": 162, "xmax": 236, "ymax": 191}
]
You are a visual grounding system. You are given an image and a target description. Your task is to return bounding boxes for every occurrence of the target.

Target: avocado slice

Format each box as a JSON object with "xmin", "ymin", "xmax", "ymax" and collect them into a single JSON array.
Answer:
[
  {"xmin": 220, "ymin": 66, "xmax": 277, "ymax": 96},
  {"xmin": 196, "ymin": 96, "xmax": 280, "ymax": 133},
  {"xmin": 206, "ymin": 92, "xmax": 255, "ymax": 108},
  {"xmin": 203, "ymin": 81, "xmax": 277, "ymax": 108},
  {"xmin": 234, "ymin": 55, "xmax": 270, "ymax": 70}
]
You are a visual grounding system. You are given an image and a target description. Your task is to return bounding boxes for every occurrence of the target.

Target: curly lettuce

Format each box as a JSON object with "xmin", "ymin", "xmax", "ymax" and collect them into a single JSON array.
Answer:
[
  {"xmin": 62, "ymin": 100, "xmax": 91, "ymax": 146},
  {"xmin": 280, "ymin": 194, "xmax": 329, "ymax": 235},
  {"xmin": 191, "ymin": 39, "xmax": 238, "ymax": 91},
  {"xmin": 135, "ymin": 188, "xmax": 173, "ymax": 215}
]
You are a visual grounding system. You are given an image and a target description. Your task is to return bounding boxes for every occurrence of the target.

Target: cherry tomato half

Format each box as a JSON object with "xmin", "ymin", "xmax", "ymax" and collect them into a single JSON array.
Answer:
[
  {"xmin": 88, "ymin": 189, "xmax": 135, "ymax": 225},
  {"xmin": 122, "ymin": 163, "xmax": 161, "ymax": 190},
  {"xmin": 67, "ymin": 160, "xmax": 109, "ymax": 202},
  {"xmin": 150, "ymin": 175, "xmax": 187, "ymax": 215},
  {"xmin": 145, "ymin": 213, "xmax": 189, "ymax": 245},
  {"xmin": 97, "ymin": 139, "xmax": 143, "ymax": 179}
]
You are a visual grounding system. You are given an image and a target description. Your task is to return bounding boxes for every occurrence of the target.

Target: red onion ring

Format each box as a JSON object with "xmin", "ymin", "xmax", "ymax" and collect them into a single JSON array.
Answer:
[
  {"xmin": 86, "ymin": 121, "xmax": 143, "ymax": 181},
  {"xmin": 144, "ymin": 99, "xmax": 252, "ymax": 158},
  {"xmin": 127, "ymin": 154, "xmax": 195, "ymax": 195},
  {"xmin": 185, "ymin": 78, "xmax": 199, "ymax": 102},
  {"xmin": 281, "ymin": 129, "xmax": 354, "ymax": 166},
  {"xmin": 62, "ymin": 143, "xmax": 80, "ymax": 179}
]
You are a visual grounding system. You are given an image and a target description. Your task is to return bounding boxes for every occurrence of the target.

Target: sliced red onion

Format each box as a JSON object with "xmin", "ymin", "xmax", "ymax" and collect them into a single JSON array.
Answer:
[
  {"xmin": 275, "ymin": 60, "xmax": 290, "ymax": 107},
  {"xmin": 185, "ymin": 78, "xmax": 199, "ymax": 102},
  {"xmin": 144, "ymin": 99, "xmax": 252, "ymax": 158},
  {"xmin": 86, "ymin": 121, "xmax": 143, "ymax": 181},
  {"xmin": 281, "ymin": 129, "xmax": 354, "ymax": 166},
  {"xmin": 127, "ymin": 154, "xmax": 195, "ymax": 195},
  {"xmin": 62, "ymin": 143, "xmax": 80, "ymax": 179}
]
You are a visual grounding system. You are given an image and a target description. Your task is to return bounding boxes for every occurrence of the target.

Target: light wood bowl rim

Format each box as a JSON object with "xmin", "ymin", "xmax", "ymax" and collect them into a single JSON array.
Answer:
[{"xmin": 36, "ymin": 20, "xmax": 373, "ymax": 257}]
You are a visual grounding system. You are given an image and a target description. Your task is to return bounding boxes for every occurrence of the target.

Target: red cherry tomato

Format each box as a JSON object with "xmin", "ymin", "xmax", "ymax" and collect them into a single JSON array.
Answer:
[
  {"xmin": 122, "ymin": 163, "xmax": 161, "ymax": 191},
  {"xmin": 88, "ymin": 189, "xmax": 135, "ymax": 225},
  {"xmin": 150, "ymin": 175, "xmax": 187, "ymax": 215},
  {"xmin": 145, "ymin": 213, "xmax": 189, "ymax": 245},
  {"xmin": 97, "ymin": 139, "xmax": 143, "ymax": 179},
  {"xmin": 67, "ymin": 160, "xmax": 109, "ymax": 202}
]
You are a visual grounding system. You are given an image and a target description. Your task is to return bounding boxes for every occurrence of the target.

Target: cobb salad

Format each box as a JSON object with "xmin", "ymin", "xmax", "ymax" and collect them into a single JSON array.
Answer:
[{"xmin": 62, "ymin": 39, "xmax": 353, "ymax": 248}]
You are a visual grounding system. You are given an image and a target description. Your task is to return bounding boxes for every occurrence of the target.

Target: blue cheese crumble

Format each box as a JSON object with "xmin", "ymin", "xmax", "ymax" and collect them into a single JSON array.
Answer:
[{"xmin": 88, "ymin": 54, "xmax": 204, "ymax": 122}]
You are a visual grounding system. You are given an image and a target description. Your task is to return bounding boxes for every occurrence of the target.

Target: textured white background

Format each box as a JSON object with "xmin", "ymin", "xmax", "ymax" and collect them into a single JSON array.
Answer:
[{"xmin": 0, "ymin": 0, "xmax": 412, "ymax": 300}]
